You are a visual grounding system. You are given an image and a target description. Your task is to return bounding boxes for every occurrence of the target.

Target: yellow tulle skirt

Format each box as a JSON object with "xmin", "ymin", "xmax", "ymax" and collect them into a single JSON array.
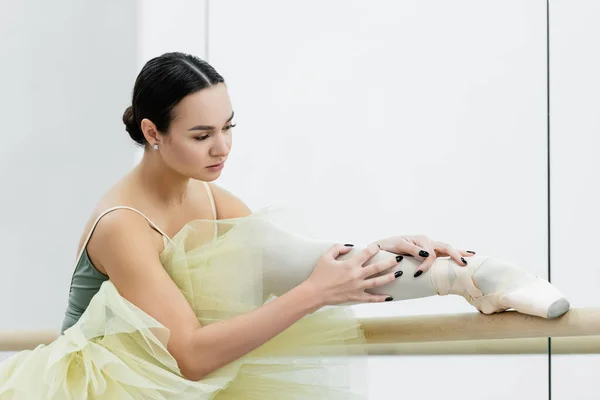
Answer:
[{"xmin": 0, "ymin": 211, "xmax": 369, "ymax": 399}]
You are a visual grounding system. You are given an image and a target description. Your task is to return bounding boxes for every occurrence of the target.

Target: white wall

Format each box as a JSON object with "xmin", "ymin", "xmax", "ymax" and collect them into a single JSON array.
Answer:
[
  {"xmin": 2, "ymin": 0, "xmax": 599, "ymax": 398},
  {"xmin": 0, "ymin": 0, "xmax": 138, "ymax": 335},
  {"xmin": 0, "ymin": 0, "xmax": 207, "ymax": 362},
  {"xmin": 550, "ymin": 0, "xmax": 600, "ymax": 398},
  {"xmin": 209, "ymin": 1, "xmax": 548, "ymax": 398},
  {"xmin": 134, "ymin": 0, "xmax": 208, "ymax": 164}
]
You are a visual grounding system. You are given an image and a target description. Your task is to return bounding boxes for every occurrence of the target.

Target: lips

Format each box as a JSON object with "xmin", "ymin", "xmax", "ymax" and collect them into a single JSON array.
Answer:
[{"xmin": 207, "ymin": 162, "xmax": 224, "ymax": 168}]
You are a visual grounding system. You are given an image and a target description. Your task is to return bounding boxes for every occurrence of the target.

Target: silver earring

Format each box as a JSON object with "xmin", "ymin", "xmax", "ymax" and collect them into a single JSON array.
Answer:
[{"xmin": 153, "ymin": 143, "xmax": 159, "ymax": 150}]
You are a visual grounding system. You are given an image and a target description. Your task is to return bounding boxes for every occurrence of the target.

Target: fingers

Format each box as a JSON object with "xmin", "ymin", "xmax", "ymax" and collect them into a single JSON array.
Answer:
[
  {"xmin": 349, "ymin": 243, "xmax": 381, "ymax": 265},
  {"xmin": 357, "ymin": 292, "xmax": 394, "ymax": 303},
  {"xmin": 434, "ymin": 242, "xmax": 471, "ymax": 267},
  {"xmin": 415, "ymin": 247, "xmax": 436, "ymax": 274},
  {"xmin": 415, "ymin": 245, "xmax": 472, "ymax": 274},
  {"xmin": 404, "ymin": 242, "xmax": 430, "ymax": 259},
  {"xmin": 362, "ymin": 269, "xmax": 401, "ymax": 289},
  {"xmin": 327, "ymin": 243, "xmax": 354, "ymax": 260},
  {"xmin": 361, "ymin": 255, "xmax": 403, "ymax": 279},
  {"xmin": 445, "ymin": 247, "xmax": 468, "ymax": 266}
]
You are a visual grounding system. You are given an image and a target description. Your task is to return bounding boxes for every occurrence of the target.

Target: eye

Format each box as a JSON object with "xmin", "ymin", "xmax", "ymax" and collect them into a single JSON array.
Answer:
[
  {"xmin": 194, "ymin": 135, "xmax": 210, "ymax": 141},
  {"xmin": 224, "ymin": 123, "xmax": 236, "ymax": 131}
]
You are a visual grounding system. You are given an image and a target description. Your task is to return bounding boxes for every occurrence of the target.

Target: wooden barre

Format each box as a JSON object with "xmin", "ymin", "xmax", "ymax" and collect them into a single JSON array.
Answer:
[
  {"xmin": 0, "ymin": 330, "xmax": 59, "ymax": 352},
  {"xmin": 357, "ymin": 307, "xmax": 600, "ymax": 343},
  {"xmin": 1, "ymin": 308, "xmax": 599, "ymax": 354}
]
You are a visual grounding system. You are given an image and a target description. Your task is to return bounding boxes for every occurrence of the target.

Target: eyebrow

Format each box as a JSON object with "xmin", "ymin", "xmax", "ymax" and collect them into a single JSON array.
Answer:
[{"xmin": 188, "ymin": 111, "xmax": 235, "ymax": 131}]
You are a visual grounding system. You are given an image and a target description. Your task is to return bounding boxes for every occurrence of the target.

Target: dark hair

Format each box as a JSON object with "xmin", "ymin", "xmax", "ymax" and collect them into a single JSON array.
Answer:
[{"xmin": 122, "ymin": 52, "xmax": 225, "ymax": 146}]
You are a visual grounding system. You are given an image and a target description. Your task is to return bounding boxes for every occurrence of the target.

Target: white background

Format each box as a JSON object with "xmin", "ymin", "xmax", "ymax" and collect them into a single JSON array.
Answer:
[
  {"xmin": 548, "ymin": 0, "xmax": 600, "ymax": 397},
  {"xmin": 1, "ymin": 0, "xmax": 598, "ymax": 398},
  {"xmin": 0, "ymin": 1, "xmax": 138, "ymax": 328}
]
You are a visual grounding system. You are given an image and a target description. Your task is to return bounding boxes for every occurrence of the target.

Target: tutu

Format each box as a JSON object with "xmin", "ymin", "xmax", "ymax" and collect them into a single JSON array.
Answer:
[{"xmin": 0, "ymin": 210, "xmax": 369, "ymax": 399}]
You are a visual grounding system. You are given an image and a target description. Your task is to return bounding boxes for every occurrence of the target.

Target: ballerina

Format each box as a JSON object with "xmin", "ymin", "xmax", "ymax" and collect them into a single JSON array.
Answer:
[{"xmin": 0, "ymin": 52, "xmax": 569, "ymax": 400}]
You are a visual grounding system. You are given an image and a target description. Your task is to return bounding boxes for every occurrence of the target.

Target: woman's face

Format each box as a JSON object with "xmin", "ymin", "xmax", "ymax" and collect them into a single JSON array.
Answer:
[{"xmin": 160, "ymin": 83, "xmax": 235, "ymax": 181}]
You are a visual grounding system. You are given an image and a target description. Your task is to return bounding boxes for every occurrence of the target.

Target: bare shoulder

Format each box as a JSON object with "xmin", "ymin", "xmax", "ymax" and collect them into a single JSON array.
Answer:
[
  {"xmin": 85, "ymin": 207, "xmax": 164, "ymax": 274},
  {"xmin": 75, "ymin": 174, "xmax": 164, "ymax": 266},
  {"xmin": 91, "ymin": 208, "xmax": 158, "ymax": 251},
  {"xmin": 75, "ymin": 181, "xmax": 139, "ymax": 255},
  {"xmin": 81, "ymin": 204, "xmax": 202, "ymax": 377},
  {"xmin": 207, "ymin": 182, "xmax": 252, "ymax": 219}
]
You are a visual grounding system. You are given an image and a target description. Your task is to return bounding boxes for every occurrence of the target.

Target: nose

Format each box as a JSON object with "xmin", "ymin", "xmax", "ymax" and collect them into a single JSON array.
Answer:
[{"xmin": 209, "ymin": 132, "xmax": 230, "ymax": 158}]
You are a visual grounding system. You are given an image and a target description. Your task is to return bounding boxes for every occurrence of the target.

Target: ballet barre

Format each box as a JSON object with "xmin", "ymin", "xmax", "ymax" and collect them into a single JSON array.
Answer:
[
  {"xmin": 358, "ymin": 306, "xmax": 600, "ymax": 343},
  {"xmin": 1, "ymin": 308, "xmax": 599, "ymax": 355},
  {"xmin": 0, "ymin": 330, "xmax": 58, "ymax": 352},
  {"xmin": 355, "ymin": 307, "xmax": 600, "ymax": 356}
]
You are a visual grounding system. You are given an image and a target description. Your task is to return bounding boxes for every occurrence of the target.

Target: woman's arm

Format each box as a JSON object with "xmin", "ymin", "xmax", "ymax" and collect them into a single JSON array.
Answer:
[
  {"xmin": 89, "ymin": 210, "xmax": 324, "ymax": 381},
  {"xmin": 205, "ymin": 183, "xmax": 435, "ymax": 301}
]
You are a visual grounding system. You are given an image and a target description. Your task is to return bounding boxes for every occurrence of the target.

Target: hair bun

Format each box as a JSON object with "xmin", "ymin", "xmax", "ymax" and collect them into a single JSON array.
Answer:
[{"xmin": 122, "ymin": 106, "xmax": 145, "ymax": 145}]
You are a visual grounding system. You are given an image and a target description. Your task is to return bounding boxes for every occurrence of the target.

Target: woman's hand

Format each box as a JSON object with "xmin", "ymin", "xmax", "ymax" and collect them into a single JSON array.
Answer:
[
  {"xmin": 375, "ymin": 235, "xmax": 476, "ymax": 275},
  {"xmin": 304, "ymin": 243, "xmax": 403, "ymax": 306}
]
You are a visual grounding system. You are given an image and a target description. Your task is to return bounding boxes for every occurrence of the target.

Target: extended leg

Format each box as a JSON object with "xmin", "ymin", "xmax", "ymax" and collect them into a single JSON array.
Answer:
[{"xmin": 250, "ymin": 219, "xmax": 569, "ymax": 319}]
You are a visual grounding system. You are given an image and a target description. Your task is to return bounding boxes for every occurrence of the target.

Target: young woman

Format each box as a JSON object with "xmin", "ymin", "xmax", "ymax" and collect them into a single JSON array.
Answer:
[{"xmin": 0, "ymin": 52, "xmax": 569, "ymax": 399}]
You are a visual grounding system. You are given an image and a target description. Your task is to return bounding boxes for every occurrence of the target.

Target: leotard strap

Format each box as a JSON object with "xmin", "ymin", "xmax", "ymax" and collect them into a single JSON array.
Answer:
[
  {"xmin": 203, "ymin": 181, "xmax": 218, "ymax": 240},
  {"xmin": 74, "ymin": 206, "xmax": 172, "ymax": 266}
]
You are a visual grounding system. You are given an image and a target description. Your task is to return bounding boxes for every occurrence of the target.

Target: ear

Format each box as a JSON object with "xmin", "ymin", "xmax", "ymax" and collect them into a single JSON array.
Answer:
[{"xmin": 141, "ymin": 118, "xmax": 161, "ymax": 145}]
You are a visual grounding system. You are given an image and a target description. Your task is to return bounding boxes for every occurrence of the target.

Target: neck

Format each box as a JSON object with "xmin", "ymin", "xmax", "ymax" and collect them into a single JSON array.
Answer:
[{"xmin": 134, "ymin": 149, "xmax": 190, "ymax": 206}]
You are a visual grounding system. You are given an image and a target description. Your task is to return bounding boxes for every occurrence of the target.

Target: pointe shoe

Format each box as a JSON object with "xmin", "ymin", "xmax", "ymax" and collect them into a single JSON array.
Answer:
[{"xmin": 429, "ymin": 256, "xmax": 570, "ymax": 319}]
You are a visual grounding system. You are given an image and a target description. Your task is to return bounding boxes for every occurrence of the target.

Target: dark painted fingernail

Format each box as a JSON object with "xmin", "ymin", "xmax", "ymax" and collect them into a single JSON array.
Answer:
[
  {"xmin": 385, "ymin": 296, "xmax": 393, "ymax": 301},
  {"xmin": 344, "ymin": 243, "xmax": 354, "ymax": 247},
  {"xmin": 414, "ymin": 270, "xmax": 423, "ymax": 278},
  {"xmin": 396, "ymin": 255, "xmax": 403, "ymax": 262},
  {"xmin": 394, "ymin": 270, "xmax": 403, "ymax": 278},
  {"xmin": 419, "ymin": 250, "xmax": 429, "ymax": 258},
  {"xmin": 467, "ymin": 250, "xmax": 476, "ymax": 254},
  {"xmin": 461, "ymin": 257, "xmax": 468, "ymax": 265}
]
